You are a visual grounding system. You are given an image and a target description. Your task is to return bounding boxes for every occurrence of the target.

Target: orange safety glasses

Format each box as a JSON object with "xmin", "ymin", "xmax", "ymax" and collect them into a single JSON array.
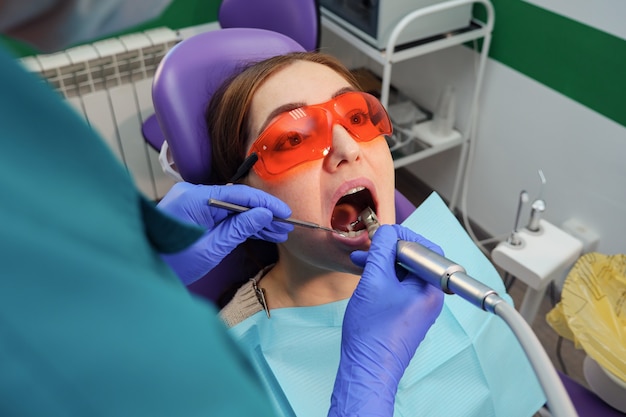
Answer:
[{"xmin": 230, "ymin": 91, "xmax": 392, "ymax": 182}]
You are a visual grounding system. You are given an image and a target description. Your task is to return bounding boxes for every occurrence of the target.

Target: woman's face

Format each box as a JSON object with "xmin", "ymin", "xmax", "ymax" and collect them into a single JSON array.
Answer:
[{"xmin": 245, "ymin": 60, "xmax": 396, "ymax": 274}]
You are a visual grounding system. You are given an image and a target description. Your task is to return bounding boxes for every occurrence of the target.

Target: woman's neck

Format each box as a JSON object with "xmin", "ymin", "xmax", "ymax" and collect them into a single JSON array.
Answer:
[{"xmin": 259, "ymin": 257, "xmax": 360, "ymax": 310}]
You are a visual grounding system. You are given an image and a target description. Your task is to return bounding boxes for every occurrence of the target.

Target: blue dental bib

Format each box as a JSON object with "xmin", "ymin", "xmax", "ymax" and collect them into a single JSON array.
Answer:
[{"xmin": 230, "ymin": 192, "xmax": 545, "ymax": 417}]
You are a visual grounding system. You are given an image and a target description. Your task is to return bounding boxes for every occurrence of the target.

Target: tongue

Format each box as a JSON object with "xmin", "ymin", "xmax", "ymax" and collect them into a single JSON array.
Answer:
[{"xmin": 331, "ymin": 203, "xmax": 360, "ymax": 231}]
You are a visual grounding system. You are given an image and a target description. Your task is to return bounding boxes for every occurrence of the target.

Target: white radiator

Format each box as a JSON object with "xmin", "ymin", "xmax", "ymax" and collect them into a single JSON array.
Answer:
[{"xmin": 21, "ymin": 27, "xmax": 181, "ymax": 200}]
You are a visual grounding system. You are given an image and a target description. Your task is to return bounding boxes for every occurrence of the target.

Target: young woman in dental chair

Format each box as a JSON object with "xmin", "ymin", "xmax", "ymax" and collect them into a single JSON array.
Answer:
[{"xmin": 206, "ymin": 51, "xmax": 546, "ymax": 417}]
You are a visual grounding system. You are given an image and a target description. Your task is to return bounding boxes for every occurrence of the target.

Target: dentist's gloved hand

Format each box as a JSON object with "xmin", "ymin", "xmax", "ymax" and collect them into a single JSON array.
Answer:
[
  {"xmin": 158, "ymin": 182, "xmax": 293, "ymax": 285},
  {"xmin": 329, "ymin": 224, "xmax": 445, "ymax": 417}
]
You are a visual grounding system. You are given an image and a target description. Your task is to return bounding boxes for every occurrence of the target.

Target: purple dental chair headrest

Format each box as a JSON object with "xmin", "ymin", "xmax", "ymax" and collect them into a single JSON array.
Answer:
[
  {"xmin": 152, "ymin": 28, "xmax": 305, "ymax": 186},
  {"xmin": 142, "ymin": 0, "xmax": 320, "ymax": 152}
]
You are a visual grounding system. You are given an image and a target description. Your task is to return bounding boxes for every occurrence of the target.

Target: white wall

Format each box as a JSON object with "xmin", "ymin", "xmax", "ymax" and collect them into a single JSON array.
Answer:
[{"xmin": 321, "ymin": 27, "xmax": 626, "ymax": 256}]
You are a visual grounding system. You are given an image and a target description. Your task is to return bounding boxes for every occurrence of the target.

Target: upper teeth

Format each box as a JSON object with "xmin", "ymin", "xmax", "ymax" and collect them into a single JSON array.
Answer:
[{"xmin": 344, "ymin": 186, "xmax": 365, "ymax": 196}]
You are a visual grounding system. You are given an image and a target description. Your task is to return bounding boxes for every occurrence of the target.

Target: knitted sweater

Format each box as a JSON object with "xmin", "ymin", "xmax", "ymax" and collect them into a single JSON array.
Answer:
[{"xmin": 219, "ymin": 266, "xmax": 272, "ymax": 327}]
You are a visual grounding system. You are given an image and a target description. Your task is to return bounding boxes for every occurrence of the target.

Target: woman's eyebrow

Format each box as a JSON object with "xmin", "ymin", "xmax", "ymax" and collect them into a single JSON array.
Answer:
[
  {"xmin": 258, "ymin": 102, "xmax": 306, "ymax": 135},
  {"xmin": 256, "ymin": 87, "xmax": 358, "ymax": 136},
  {"xmin": 332, "ymin": 86, "xmax": 356, "ymax": 98}
]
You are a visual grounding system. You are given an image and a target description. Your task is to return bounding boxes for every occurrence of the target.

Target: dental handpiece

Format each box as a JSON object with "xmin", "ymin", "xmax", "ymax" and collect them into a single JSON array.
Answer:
[
  {"xmin": 359, "ymin": 207, "xmax": 504, "ymax": 312},
  {"xmin": 508, "ymin": 190, "xmax": 529, "ymax": 246},
  {"xmin": 527, "ymin": 169, "xmax": 546, "ymax": 232},
  {"xmin": 208, "ymin": 199, "xmax": 343, "ymax": 235}
]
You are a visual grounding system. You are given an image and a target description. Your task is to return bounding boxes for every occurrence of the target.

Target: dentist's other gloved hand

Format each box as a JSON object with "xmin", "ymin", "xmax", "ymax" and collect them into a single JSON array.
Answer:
[
  {"xmin": 329, "ymin": 225, "xmax": 445, "ymax": 417},
  {"xmin": 158, "ymin": 182, "xmax": 293, "ymax": 285}
]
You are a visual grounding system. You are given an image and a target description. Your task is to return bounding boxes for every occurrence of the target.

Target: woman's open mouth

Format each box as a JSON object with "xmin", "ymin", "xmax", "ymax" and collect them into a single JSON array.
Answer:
[{"xmin": 331, "ymin": 186, "xmax": 377, "ymax": 238}]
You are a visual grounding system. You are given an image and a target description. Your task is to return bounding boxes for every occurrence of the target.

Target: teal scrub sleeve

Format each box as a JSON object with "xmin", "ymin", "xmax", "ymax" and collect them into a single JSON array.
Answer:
[{"xmin": 0, "ymin": 46, "xmax": 276, "ymax": 417}]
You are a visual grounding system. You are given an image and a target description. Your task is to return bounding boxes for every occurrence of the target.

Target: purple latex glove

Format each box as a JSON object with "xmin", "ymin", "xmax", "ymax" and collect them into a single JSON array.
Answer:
[
  {"xmin": 329, "ymin": 224, "xmax": 445, "ymax": 417},
  {"xmin": 158, "ymin": 182, "xmax": 293, "ymax": 285}
]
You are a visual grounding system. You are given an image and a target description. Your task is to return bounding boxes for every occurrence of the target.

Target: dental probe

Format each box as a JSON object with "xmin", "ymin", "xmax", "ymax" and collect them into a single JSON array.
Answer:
[{"xmin": 208, "ymin": 199, "xmax": 344, "ymax": 235}]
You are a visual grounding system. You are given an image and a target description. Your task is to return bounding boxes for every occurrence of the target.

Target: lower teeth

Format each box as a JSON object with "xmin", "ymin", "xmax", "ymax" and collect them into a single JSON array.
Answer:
[{"xmin": 341, "ymin": 229, "xmax": 365, "ymax": 238}]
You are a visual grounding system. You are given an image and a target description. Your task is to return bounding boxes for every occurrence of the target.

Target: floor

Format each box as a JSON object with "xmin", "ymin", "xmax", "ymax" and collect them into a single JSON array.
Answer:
[{"xmin": 394, "ymin": 168, "xmax": 589, "ymax": 389}]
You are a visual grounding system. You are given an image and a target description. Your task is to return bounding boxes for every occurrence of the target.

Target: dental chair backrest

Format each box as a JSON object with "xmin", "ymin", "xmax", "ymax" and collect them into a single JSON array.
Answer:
[
  {"xmin": 153, "ymin": 28, "xmax": 304, "ymax": 185},
  {"xmin": 219, "ymin": 0, "xmax": 320, "ymax": 52},
  {"xmin": 152, "ymin": 28, "xmax": 416, "ymax": 303}
]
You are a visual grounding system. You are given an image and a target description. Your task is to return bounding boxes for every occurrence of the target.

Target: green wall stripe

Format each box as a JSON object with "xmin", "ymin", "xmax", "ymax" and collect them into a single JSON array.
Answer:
[{"xmin": 475, "ymin": 0, "xmax": 626, "ymax": 128}]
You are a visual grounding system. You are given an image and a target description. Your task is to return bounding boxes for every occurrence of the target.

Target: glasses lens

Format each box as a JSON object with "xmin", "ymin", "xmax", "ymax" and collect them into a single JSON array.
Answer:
[
  {"xmin": 333, "ymin": 92, "xmax": 392, "ymax": 141},
  {"xmin": 252, "ymin": 107, "xmax": 330, "ymax": 175}
]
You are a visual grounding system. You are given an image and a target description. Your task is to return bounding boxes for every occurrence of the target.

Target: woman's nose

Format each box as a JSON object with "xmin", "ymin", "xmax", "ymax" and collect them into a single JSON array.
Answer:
[{"xmin": 324, "ymin": 124, "xmax": 361, "ymax": 171}]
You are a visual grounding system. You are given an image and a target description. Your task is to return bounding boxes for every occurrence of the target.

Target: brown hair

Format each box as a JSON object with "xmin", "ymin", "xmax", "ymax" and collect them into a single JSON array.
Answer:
[{"xmin": 206, "ymin": 51, "xmax": 361, "ymax": 184}]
